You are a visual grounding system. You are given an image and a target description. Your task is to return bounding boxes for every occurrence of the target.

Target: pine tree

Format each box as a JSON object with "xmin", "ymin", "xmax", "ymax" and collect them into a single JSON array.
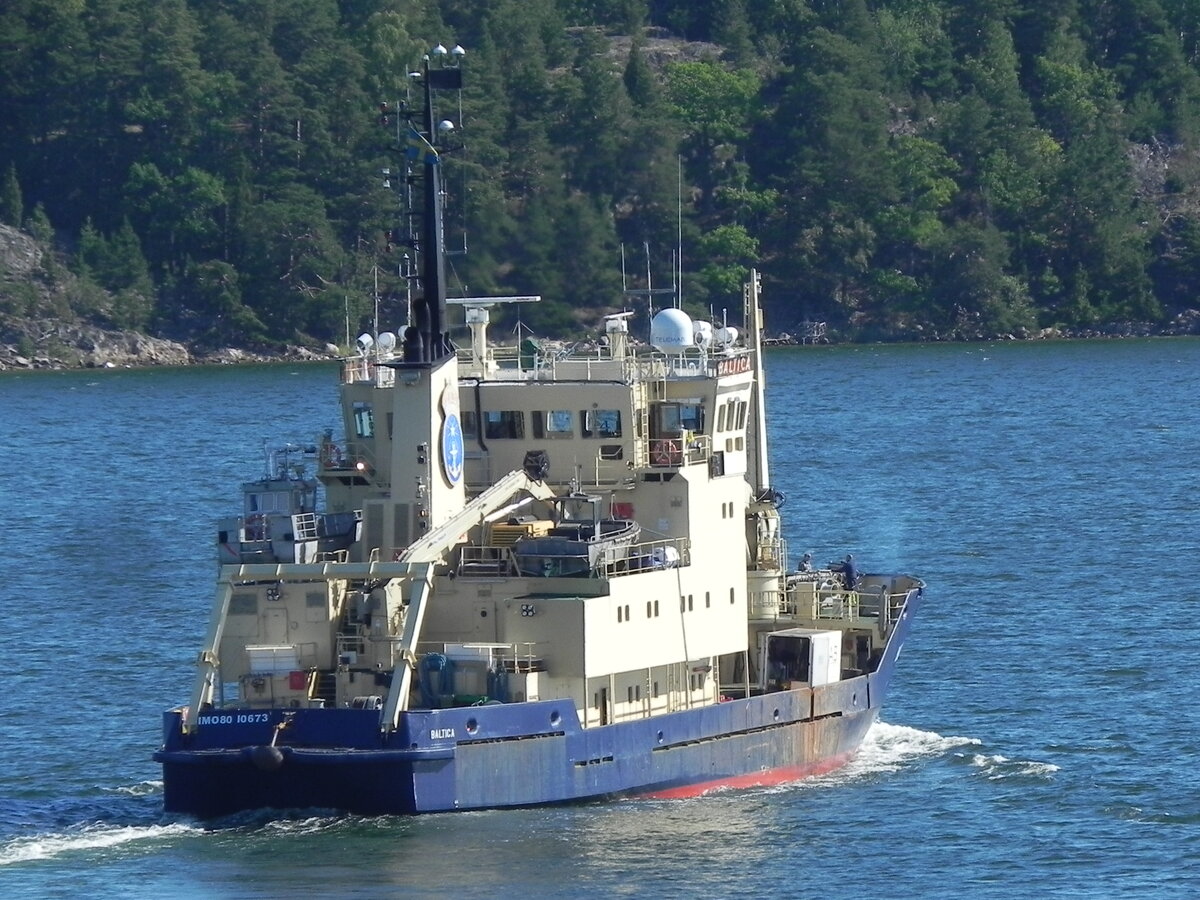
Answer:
[{"xmin": 0, "ymin": 164, "xmax": 22, "ymax": 227}]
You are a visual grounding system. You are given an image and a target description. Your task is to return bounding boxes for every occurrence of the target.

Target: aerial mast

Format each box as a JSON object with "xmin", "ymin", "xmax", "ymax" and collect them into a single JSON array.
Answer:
[{"xmin": 402, "ymin": 43, "xmax": 464, "ymax": 365}]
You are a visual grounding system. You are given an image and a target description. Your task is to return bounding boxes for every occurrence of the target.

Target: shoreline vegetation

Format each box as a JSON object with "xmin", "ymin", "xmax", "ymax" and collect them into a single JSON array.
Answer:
[
  {"xmin": 3, "ymin": 224, "xmax": 1199, "ymax": 374},
  {"xmin": 7, "ymin": 216, "xmax": 1200, "ymax": 376},
  {"xmin": 4, "ymin": 314, "xmax": 1198, "ymax": 374},
  {"xmin": 6, "ymin": 6, "xmax": 1200, "ymax": 364},
  {"xmin": 4, "ymin": 224, "xmax": 1199, "ymax": 374}
]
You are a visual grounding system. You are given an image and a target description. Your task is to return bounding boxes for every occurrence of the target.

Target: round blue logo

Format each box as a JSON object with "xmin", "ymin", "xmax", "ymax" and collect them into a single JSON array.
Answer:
[{"xmin": 441, "ymin": 412, "xmax": 464, "ymax": 485}]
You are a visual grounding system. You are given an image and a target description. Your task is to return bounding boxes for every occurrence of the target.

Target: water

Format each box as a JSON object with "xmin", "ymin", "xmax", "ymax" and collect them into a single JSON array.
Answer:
[{"xmin": 1, "ymin": 341, "xmax": 1198, "ymax": 898}]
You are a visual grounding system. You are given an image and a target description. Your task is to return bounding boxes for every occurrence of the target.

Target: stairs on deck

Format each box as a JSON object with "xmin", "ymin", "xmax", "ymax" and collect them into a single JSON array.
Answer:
[{"xmin": 313, "ymin": 671, "xmax": 337, "ymax": 706}]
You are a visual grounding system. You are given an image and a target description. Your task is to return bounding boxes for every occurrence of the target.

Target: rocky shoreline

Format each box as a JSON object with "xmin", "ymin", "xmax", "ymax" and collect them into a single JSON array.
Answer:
[
  {"xmin": 2, "ymin": 222, "xmax": 1197, "ymax": 373},
  {"xmin": 0, "ymin": 318, "xmax": 334, "ymax": 372},
  {"xmin": 0, "ymin": 221, "xmax": 335, "ymax": 372},
  {"xmin": 5, "ymin": 316, "xmax": 1198, "ymax": 373}
]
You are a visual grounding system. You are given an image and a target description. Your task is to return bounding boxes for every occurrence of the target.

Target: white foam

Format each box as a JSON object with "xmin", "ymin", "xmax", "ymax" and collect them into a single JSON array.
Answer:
[
  {"xmin": 759, "ymin": 721, "xmax": 983, "ymax": 793},
  {"xmin": 966, "ymin": 752, "xmax": 1060, "ymax": 781},
  {"xmin": 0, "ymin": 822, "xmax": 199, "ymax": 866},
  {"xmin": 259, "ymin": 815, "xmax": 344, "ymax": 836},
  {"xmin": 108, "ymin": 781, "xmax": 163, "ymax": 797},
  {"xmin": 845, "ymin": 721, "xmax": 982, "ymax": 776}
]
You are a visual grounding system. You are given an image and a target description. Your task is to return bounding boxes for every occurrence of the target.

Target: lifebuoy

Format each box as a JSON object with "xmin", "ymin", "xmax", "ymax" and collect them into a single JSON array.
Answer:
[
  {"xmin": 320, "ymin": 442, "xmax": 343, "ymax": 468},
  {"xmin": 245, "ymin": 513, "xmax": 267, "ymax": 541},
  {"xmin": 652, "ymin": 439, "xmax": 679, "ymax": 466}
]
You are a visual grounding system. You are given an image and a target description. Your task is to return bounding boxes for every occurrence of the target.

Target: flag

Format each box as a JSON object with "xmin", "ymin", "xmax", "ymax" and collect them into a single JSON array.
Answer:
[{"xmin": 406, "ymin": 126, "xmax": 439, "ymax": 165}]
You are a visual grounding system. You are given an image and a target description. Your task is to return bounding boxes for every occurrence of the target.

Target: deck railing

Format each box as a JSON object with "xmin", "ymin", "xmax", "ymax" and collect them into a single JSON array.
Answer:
[
  {"xmin": 456, "ymin": 535, "xmax": 691, "ymax": 580},
  {"xmin": 341, "ymin": 358, "xmax": 396, "ymax": 387},
  {"xmin": 648, "ymin": 434, "xmax": 711, "ymax": 468}
]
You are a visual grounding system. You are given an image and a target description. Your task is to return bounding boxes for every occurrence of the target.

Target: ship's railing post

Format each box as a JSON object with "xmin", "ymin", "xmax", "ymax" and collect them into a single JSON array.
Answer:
[
  {"xmin": 183, "ymin": 577, "xmax": 237, "ymax": 731},
  {"xmin": 682, "ymin": 433, "xmax": 711, "ymax": 465},
  {"xmin": 380, "ymin": 562, "xmax": 436, "ymax": 730}
]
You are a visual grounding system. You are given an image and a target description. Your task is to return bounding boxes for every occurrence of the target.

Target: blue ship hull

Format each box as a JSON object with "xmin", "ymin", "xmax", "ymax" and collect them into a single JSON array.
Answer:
[{"xmin": 156, "ymin": 591, "xmax": 919, "ymax": 818}]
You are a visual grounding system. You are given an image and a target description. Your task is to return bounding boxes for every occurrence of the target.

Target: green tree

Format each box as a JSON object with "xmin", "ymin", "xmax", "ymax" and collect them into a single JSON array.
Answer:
[
  {"xmin": 237, "ymin": 183, "xmax": 346, "ymax": 341},
  {"xmin": 692, "ymin": 223, "xmax": 758, "ymax": 309},
  {"xmin": 665, "ymin": 61, "xmax": 759, "ymax": 216},
  {"xmin": 124, "ymin": 163, "xmax": 227, "ymax": 275},
  {"xmin": 928, "ymin": 220, "xmax": 1035, "ymax": 337},
  {"xmin": 0, "ymin": 163, "xmax": 23, "ymax": 226},
  {"xmin": 185, "ymin": 259, "xmax": 268, "ymax": 345},
  {"xmin": 759, "ymin": 13, "xmax": 895, "ymax": 325},
  {"xmin": 25, "ymin": 202, "xmax": 53, "ymax": 245},
  {"xmin": 623, "ymin": 31, "xmax": 657, "ymax": 108},
  {"xmin": 559, "ymin": 31, "xmax": 633, "ymax": 197}
]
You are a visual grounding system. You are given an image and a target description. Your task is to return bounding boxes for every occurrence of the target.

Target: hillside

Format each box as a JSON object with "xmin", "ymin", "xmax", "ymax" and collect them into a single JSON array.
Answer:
[
  {"xmin": 0, "ymin": 223, "xmax": 325, "ymax": 369},
  {"xmin": 3, "ymin": 0, "xmax": 1200, "ymax": 358}
]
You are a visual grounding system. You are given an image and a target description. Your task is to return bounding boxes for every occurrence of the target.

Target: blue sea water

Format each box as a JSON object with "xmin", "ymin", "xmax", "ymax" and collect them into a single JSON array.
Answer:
[{"xmin": 1, "ymin": 339, "xmax": 1198, "ymax": 899}]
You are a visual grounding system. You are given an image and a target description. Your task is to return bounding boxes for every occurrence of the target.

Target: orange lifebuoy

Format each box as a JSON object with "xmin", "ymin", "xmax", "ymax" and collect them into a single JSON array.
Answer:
[
  {"xmin": 652, "ymin": 439, "xmax": 679, "ymax": 466},
  {"xmin": 245, "ymin": 513, "xmax": 267, "ymax": 540},
  {"xmin": 320, "ymin": 442, "xmax": 343, "ymax": 468}
]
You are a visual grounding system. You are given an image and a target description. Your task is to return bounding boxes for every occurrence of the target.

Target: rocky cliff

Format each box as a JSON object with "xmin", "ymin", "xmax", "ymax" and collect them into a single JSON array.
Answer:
[{"xmin": 0, "ymin": 223, "xmax": 330, "ymax": 371}]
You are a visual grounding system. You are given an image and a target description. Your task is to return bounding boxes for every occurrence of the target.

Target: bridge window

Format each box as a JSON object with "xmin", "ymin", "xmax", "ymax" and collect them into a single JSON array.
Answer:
[
  {"xmin": 461, "ymin": 411, "xmax": 478, "ymax": 440},
  {"xmin": 582, "ymin": 409, "xmax": 622, "ymax": 438},
  {"xmin": 680, "ymin": 403, "xmax": 703, "ymax": 432},
  {"xmin": 353, "ymin": 402, "xmax": 374, "ymax": 438},
  {"xmin": 532, "ymin": 410, "xmax": 574, "ymax": 439},
  {"xmin": 484, "ymin": 410, "xmax": 525, "ymax": 439}
]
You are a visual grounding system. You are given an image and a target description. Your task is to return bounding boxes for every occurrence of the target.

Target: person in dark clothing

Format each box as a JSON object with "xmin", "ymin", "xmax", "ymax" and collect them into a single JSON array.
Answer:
[{"xmin": 841, "ymin": 554, "xmax": 858, "ymax": 591}]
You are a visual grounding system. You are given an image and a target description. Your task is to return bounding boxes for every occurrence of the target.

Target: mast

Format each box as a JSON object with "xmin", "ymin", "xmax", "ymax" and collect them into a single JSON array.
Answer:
[
  {"xmin": 745, "ymin": 269, "xmax": 770, "ymax": 493},
  {"xmin": 403, "ymin": 46, "xmax": 462, "ymax": 365},
  {"xmin": 372, "ymin": 44, "xmax": 467, "ymax": 558}
]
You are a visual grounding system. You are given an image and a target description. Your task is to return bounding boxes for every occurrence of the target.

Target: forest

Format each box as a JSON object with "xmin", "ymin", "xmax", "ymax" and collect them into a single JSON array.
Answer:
[{"xmin": 3, "ymin": 0, "xmax": 1200, "ymax": 348}]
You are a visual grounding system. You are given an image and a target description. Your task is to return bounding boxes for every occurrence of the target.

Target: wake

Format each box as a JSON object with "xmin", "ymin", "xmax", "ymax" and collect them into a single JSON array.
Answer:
[
  {"xmin": 837, "ymin": 720, "xmax": 981, "ymax": 779},
  {"xmin": 0, "ymin": 821, "xmax": 200, "ymax": 866}
]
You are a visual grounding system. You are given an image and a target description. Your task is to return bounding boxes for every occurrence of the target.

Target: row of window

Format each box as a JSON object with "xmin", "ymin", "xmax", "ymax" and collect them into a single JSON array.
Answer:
[
  {"xmin": 717, "ymin": 397, "xmax": 748, "ymax": 433},
  {"xmin": 615, "ymin": 589, "xmax": 736, "ymax": 623},
  {"xmin": 461, "ymin": 409, "xmax": 624, "ymax": 441},
  {"xmin": 591, "ymin": 674, "xmax": 710, "ymax": 709},
  {"xmin": 350, "ymin": 400, "xmax": 747, "ymax": 444}
]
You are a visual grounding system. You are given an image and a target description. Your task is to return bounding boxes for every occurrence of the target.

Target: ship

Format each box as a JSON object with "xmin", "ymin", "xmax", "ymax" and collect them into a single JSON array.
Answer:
[{"xmin": 155, "ymin": 46, "xmax": 924, "ymax": 818}]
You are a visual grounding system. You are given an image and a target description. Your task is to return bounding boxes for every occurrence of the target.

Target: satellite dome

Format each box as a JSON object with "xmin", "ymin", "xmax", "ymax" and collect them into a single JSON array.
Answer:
[
  {"xmin": 716, "ymin": 326, "xmax": 740, "ymax": 347},
  {"xmin": 650, "ymin": 308, "xmax": 694, "ymax": 352}
]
